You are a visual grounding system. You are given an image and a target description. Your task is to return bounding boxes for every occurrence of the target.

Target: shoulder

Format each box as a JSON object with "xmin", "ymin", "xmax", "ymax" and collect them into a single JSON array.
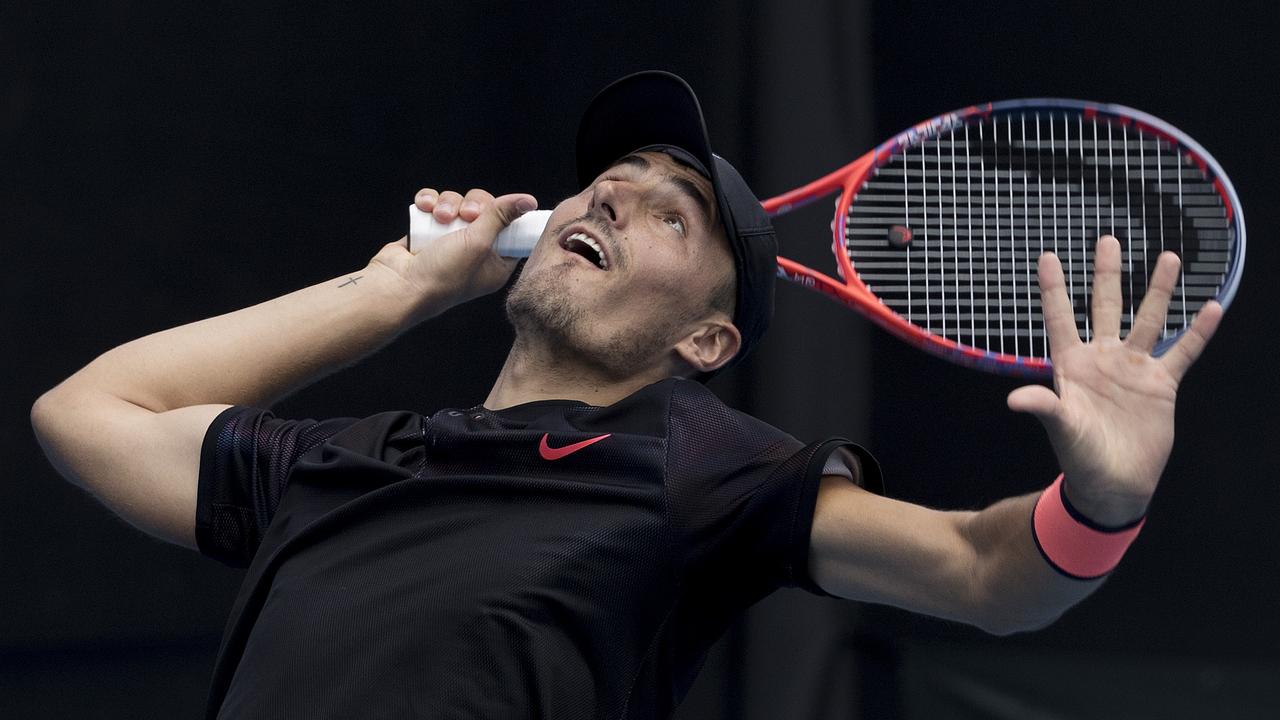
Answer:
[
  {"xmin": 334, "ymin": 409, "xmax": 424, "ymax": 441},
  {"xmin": 669, "ymin": 378, "xmax": 796, "ymax": 439},
  {"xmin": 659, "ymin": 379, "xmax": 802, "ymax": 471},
  {"xmin": 302, "ymin": 409, "xmax": 425, "ymax": 463},
  {"xmin": 208, "ymin": 406, "xmax": 425, "ymax": 463}
]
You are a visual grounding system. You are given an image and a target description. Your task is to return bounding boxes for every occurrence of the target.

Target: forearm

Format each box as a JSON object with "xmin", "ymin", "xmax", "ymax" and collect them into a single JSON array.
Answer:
[
  {"xmin": 961, "ymin": 491, "xmax": 1105, "ymax": 635},
  {"xmin": 46, "ymin": 260, "xmax": 433, "ymax": 411}
]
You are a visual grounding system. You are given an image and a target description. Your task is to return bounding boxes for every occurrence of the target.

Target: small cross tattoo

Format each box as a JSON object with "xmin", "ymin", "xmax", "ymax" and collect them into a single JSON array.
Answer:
[{"xmin": 338, "ymin": 275, "xmax": 363, "ymax": 288}]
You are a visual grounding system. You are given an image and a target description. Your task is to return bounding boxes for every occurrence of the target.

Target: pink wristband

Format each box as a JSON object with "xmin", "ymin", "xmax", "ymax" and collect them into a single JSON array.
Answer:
[{"xmin": 1032, "ymin": 474, "xmax": 1146, "ymax": 580}]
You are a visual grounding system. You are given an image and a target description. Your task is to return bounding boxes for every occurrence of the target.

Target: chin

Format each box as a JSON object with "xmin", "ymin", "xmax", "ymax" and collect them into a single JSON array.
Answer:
[
  {"xmin": 505, "ymin": 269, "xmax": 675, "ymax": 381},
  {"xmin": 506, "ymin": 260, "xmax": 586, "ymax": 343}
]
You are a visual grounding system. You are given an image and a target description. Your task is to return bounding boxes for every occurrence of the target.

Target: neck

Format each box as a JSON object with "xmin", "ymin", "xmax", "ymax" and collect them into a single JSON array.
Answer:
[{"xmin": 484, "ymin": 335, "xmax": 671, "ymax": 410}]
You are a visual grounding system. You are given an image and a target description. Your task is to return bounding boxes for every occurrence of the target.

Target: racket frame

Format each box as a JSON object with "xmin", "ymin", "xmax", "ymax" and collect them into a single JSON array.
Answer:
[{"xmin": 764, "ymin": 99, "xmax": 1245, "ymax": 377}]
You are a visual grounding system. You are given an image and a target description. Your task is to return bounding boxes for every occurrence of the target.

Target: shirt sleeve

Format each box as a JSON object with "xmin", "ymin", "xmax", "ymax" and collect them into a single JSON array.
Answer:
[
  {"xmin": 664, "ymin": 381, "xmax": 884, "ymax": 599},
  {"xmin": 775, "ymin": 438, "xmax": 883, "ymax": 596},
  {"xmin": 195, "ymin": 406, "xmax": 357, "ymax": 567}
]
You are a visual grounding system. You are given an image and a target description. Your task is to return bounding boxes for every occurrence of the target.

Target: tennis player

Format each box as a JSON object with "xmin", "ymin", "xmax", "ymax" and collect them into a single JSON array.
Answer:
[{"xmin": 32, "ymin": 71, "xmax": 1220, "ymax": 718}]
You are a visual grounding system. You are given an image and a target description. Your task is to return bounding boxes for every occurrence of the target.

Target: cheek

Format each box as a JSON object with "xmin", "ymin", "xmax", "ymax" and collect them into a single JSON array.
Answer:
[
  {"xmin": 549, "ymin": 195, "xmax": 588, "ymax": 224},
  {"xmin": 612, "ymin": 245, "xmax": 707, "ymax": 312},
  {"xmin": 525, "ymin": 203, "xmax": 581, "ymax": 267}
]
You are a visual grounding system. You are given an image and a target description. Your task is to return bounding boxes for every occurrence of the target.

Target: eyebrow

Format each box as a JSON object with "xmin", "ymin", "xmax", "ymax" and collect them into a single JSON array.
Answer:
[{"xmin": 613, "ymin": 154, "xmax": 715, "ymax": 225}]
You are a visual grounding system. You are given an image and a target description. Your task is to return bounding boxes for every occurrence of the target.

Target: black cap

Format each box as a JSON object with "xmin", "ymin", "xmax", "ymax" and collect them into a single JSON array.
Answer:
[{"xmin": 576, "ymin": 70, "xmax": 777, "ymax": 374}]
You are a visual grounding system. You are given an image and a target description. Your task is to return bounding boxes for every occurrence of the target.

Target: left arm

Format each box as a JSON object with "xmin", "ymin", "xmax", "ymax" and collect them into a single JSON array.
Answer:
[
  {"xmin": 810, "ymin": 481, "xmax": 1097, "ymax": 635},
  {"xmin": 809, "ymin": 236, "xmax": 1222, "ymax": 634}
]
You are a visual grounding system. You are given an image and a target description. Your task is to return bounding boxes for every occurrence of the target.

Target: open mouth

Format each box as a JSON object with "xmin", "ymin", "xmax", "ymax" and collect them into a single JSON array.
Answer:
[{"xmin": 559, "ymin": 230, "xmax": 610, "ymax": 270}]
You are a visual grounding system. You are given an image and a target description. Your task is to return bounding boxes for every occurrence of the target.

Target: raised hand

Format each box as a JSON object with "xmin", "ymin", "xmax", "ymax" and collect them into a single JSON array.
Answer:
[
  {"xmin": 1007, "ymin": 236, "xmax": 1222, "ymax": 526},
  {"xmin": 370, "ymin": 187, "xmax": 538, "ymax": 314}
]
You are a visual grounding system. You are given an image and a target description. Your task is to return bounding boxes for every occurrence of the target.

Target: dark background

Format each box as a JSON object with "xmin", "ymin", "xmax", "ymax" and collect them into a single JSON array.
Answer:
[{"xmin": 4, "ymin": 1, "xmax": 1277, "ymax": 717}]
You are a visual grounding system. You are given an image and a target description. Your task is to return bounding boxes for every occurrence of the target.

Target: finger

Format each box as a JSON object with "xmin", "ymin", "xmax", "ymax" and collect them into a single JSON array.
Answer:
[
  {"xmin": 1037, "ymin": 251, "xmax": 1082, "ymax": 351},
  {"xmin": 1160, "ymin": 300, "xmax": 1223, "ymax": 384},
  {"xmin": 465, "ymin": 193, "xmax": 538, "ymax": 247},
  {"xmin": 460, "ymin": 188, "xmax": 496, "ymax": 222},
  {"xmin": 1007, "ymin": 384, "xmax": 1065, "ymax": 434},
  {"xmin": 1091, "ymin": 236, "xmax": 1123, "ymax": 339},
  {"xmin": 414, "ymin": 188, "xmax": 438, "ymax": 212},
  {"xmin": 1125, "ymin": 251, "xmax": 1180, "ymax": 352},
  {"xmin": 433, "ymin": 190, "xmax": 465, "ymax": 223}
]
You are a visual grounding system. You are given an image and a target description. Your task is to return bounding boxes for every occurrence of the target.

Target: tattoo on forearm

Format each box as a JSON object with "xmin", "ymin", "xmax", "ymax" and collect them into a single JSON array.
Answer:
[{"xmin": 338, "ymin": 275, "xmax": 363, "ymax": 288}]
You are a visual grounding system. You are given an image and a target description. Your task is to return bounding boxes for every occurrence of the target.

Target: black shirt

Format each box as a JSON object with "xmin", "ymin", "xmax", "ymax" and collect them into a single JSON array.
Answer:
[{"xmin": 196, "ymin": 378, "xmax": 881, "ymax": 719}]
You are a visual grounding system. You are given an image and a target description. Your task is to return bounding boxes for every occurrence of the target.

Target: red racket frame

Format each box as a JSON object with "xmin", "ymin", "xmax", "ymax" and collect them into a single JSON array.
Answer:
[{"xmin": 762, "ymin": 100, "xmax": 1245, "ymax": 377}]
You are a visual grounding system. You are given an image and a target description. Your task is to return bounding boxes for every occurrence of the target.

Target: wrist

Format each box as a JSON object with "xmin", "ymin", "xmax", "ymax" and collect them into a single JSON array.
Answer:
[
  {"xmin": 1060, "ymin": 478, "xmax": 1150, "ymax": 528},
  {"xmin": 362, "ymin": 258, "xmax": 457, "ymax": 325},
  {"xmin": 1032, "ymin": 474, "xmax": 1146, "ymax": 580}
]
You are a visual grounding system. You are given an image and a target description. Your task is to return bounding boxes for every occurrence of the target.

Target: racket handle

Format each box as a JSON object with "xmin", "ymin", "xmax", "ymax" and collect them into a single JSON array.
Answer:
[{"xmin": 408, "ymin": 206, "xmax": 552, "ymax": 258}]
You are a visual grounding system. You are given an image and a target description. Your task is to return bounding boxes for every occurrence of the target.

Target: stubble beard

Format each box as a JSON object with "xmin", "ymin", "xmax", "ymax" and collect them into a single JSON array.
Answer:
[{"xmin": 504, "ymin": 263, "xmax": 687, "ymax": 382}]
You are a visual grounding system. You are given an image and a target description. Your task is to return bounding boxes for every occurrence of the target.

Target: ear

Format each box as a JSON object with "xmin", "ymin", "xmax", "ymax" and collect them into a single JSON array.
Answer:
[{"xmin": 673, "ymin": 317, "xmax": 742, "ymax": 374}]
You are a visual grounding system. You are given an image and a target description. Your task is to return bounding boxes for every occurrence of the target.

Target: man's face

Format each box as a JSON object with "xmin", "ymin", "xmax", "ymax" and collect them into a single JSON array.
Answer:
[{"xmin": 506, "ymin": 150, "xmax": 736, "ymax": 379}]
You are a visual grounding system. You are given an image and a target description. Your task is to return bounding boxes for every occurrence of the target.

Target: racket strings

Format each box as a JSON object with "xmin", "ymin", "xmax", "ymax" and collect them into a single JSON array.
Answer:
[{"xmin": 846, "ymin": 110, "xmax": 1232, "ymax": 359}]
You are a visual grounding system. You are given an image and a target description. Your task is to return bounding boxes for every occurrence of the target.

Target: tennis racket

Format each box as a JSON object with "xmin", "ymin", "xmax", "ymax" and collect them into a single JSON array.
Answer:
[
  {"xmin": 766, "ymin": 98, "xmax": 1244, "ymax": 376},
  {"xmin": 411, "ymin": 99, "xmax": 1244, "ymax": 377}
]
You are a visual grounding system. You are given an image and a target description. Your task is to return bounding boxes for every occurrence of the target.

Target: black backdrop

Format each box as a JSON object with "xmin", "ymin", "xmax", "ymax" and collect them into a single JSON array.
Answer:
[
  {"xmin": 856, "ymin": 4, "xmax": 1280, "ymax": 718},
  {"xmin": 4, "ymin": 1, "xmax": 1277, "ymax": 718}
]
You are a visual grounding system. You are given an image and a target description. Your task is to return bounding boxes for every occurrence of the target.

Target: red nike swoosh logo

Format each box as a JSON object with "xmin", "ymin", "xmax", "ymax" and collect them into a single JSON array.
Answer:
[{"xmin": 538, "ymin": 433, "xmax": 612, "ymax": 461}]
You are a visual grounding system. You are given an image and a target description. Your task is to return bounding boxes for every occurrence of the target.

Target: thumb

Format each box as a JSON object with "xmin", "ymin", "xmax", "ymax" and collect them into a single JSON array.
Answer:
[
  {"xmin": 1007, "ymin": 384, "xmax": 1064, "ymax": 430},
  {"xmin": 465, "ymin": 193, "xmax": 538, "ymax": 247}
]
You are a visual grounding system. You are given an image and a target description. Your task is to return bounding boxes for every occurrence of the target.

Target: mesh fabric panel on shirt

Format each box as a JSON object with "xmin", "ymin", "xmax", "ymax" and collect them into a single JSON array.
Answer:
[{"xmin": 196, "ymin": 407, "xmax": 358, "ymax": 567}]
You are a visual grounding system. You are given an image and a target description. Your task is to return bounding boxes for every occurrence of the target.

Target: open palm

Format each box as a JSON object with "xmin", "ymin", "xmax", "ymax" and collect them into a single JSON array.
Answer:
[{"xmin": 1007, "ymin": 236, "xmax": 1222, "ymax": 525}]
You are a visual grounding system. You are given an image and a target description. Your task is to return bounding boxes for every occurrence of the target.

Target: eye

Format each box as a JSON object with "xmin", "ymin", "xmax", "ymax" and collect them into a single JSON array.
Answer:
[{"xmin": 663, "ymin": 215, "xmax": 687, "ymax": 236}]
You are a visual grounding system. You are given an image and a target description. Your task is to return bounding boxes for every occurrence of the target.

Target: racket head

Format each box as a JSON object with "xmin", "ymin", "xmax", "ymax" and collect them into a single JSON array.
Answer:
[{"xmin": 805, "ymin": 99, "xmax": 1244, "ymax": 376}]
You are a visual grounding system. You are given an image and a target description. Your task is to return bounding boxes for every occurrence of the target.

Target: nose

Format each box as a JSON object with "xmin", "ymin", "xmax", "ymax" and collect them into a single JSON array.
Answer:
[{"xmin": 590, "ymin": 179, "xmax": 624, "ymax": 224}]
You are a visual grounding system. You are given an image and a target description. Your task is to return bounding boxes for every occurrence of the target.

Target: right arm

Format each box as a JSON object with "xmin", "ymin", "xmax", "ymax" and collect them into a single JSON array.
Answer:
[
  {"xmin": 31, "ymin": 188, "xmax": 537, "ymax": 549},
  {"xmin": 808, "ymin": 240, "xmax": 1218, "ymax": 635}
]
